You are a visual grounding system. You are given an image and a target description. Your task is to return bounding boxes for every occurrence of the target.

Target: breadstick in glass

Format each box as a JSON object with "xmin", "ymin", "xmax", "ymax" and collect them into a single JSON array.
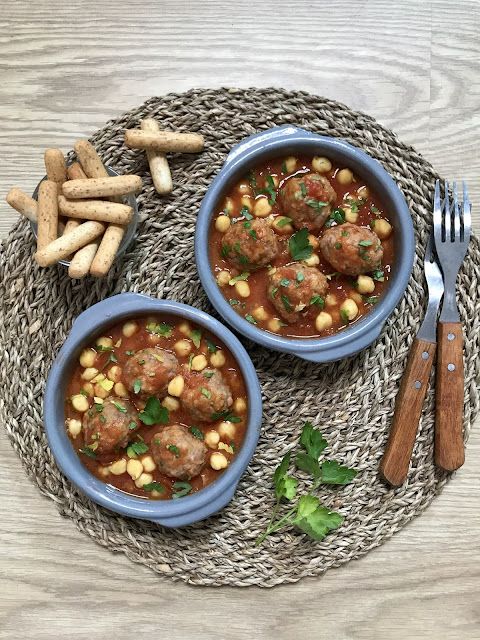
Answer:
[
  {"xmin": 35, "ymin": 221, "xmax": 105, "ymax": 267},
  {"xmin": 89, "ymin": 223, "xmax": 126, "ymax": 277},
  {"xmin": 58, "ymin": 196, "xmax": 133, "ymax": 224},
  {"xmin": 67, "ymin": 162, "xmax": 88, "ymax": 181},
  {"xmin": 6, "ymin": 188, "xmax": 38, "ymax": 222},
  {"xmin": 44, "ymin": 149, "xmax": 67, "ymax": 196},
  {"xmin": 68, "ymin": 238, "xmax": 101, "ymax": 278},
  {"xmin": 37, "ymin": 181, "xmax": 58, "ymax": 250},
  {"xmin": 141, "ymin": 119, "xmax": 173, "ymax": 194},
  {"xmin": 124, "ymin": 129, "xmax": 204, "ymax": 153},
  {"xmin": 63, "ymin": 175, "xmax": 142, "ymax": 199}
]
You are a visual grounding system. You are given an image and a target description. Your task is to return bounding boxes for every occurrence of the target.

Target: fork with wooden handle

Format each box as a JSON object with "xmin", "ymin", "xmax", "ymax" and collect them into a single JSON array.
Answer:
[
  {"xmin": 433, "ymin": 181, "xmax": 471, "ymax": 471},
  {"xmin": 380, "ymin": 234, "xmax": 444, "ymax": 486}
]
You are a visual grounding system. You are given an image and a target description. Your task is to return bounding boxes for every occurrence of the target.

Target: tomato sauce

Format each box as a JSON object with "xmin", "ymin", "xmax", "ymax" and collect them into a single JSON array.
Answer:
[
  {"xmin": 209, "ymin": 155, "xmax": 395, "ymax": 338},
  {"xmin": 64, "ymin": 315, "xmax": 248, "ymax": 500}
]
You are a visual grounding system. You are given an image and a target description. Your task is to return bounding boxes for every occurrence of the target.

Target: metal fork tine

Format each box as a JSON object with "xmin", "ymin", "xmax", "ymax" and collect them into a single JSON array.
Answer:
[
  {"xmin": 463, "ymin": 181, "xmax": 472, "ymax": 244},
  {"xmin": 434, "ymin": 180, "xmax": 442, "ymax": 238},
  {"xmin": 453, "ymin": 182, "xmax": 461, "ymax": 242},
  {"xmin": 443, "ymin": 180, "xmax": 451, "ymax": 243}
]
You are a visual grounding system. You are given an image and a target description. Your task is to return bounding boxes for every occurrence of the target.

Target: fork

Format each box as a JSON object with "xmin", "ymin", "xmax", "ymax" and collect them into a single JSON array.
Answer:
[
  {"xmin": 433, "ymin": 180, "xmax": 471, "ymax": 471},
  {"xmin": 380, "ymin": 234, "xmax": 443, "ymax": 486}
]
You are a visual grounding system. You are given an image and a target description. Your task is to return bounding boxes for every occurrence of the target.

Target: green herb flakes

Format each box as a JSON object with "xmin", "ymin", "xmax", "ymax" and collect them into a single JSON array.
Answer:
[
  {"xmin": 220, "ymin": 244, "xmax": 231, "ymax": 258},
  {"xmin": 281, "ymin": 295, "xmax": 291, "ymax": 312},
  {"xmin": 112, "ymin": 401, "xmax": 127, "ymax": 413},
  {"xmin": 300, "ymin": 182, "xmax": 307, "ymax": 197},
  {"xmin": 306, "ymin": 200, "xmax": 327, "ymax": 212},
  {"xmin": 133, "ymin": 380, "xmax": 142, "ymax": 394},
  {"xmin": 139, "ymin": 397, "xmax": 169, "ymax": 425},
  {"xmin": 79, "ymin": 448, "xmax": 97, "ymax": 460},
  {"xmin": 277, "ymin": 217, "xmax": 292, "ymax": 227},
  {"xmin": 201, "ymin": 388, "xmax": 211, "ymax": 399},
  {"xmin": 289, "ymin": 228, "xmax": 313, "ymax": 261},
  {"xmin": 126, "ymin": 350, "xmax": 135, "ymax": 356},
  {"xmin": 146, "ymin": 322, "xmax": 173, "ymax": 338},
  {"xmin": 371, "ymin": 268, "xmax": 385, "ymax": 282},
  {"xmin": 310, "ymin": 296, "xmax": 324, "ymax": 308},
  {"xmin": 229, "ymin": 272, "xmax": 250, "ymax": 285},
  {"xmin": 249, "ymin": 229, "xmax": 257, "ymax": 242},
  {"xmin": 245, "ymin": 314, "xmax": 257, "ymax": 324},
  {"xmin": 129, "ymin": 421, "xmax": 136, "ymax": 430},
  {"xmin": 100, "ymin": 415, "xmax": 107, "ymax": 423},
  {"xmin": 189, "ymin": 329, "xmax": 202, "ymax": 348},
  {"xmin": 166, "ymin": 444, "xmax": 180, "ymax": 458},
  {"xmin": 205, "ymin": 338, "xmax": 217, "ymax": 354},
  {"xmin": 143, "ymin": 482, "xmax": 165, "ymax": 493},
  {"xmin": 340, "ymin": 309, "xmax": 349, "ymax": 325},
  {"xmin": 280, "ymin": 278, "xmax": 290, "ymax": 287},
  {"xmin": 172, "ymin": 481, "xmax": 192, "ymax": 499},
  {"xmin": 334, "ymin": 242, "xmax": 342, "ymax": 250},
  {"xmin": 189, "ymin": 426, "xmax": 204, "ymax": 440}
]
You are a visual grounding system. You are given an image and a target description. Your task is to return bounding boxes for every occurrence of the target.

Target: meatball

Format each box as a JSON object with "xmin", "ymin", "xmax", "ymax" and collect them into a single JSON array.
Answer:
[
  {"xmin": 123, "ymin": 348, "xmax": 178, "ymax": 399},
  {"xmin": 319, "ymin": 223, "xmax": 383, "ymax": 276},
  {"xmin": 280, "ymin": 173, "xmax": 336, "ymax": 231},
  {"xmin": 222, "ymin": 218, "xmax": 278, "ymax": 270},
  {"xmin": 151, "ymin": 424, "xmax": 207, "ymax": 480},
  {"xmin": 82, "ymin": 397, "xmax": 139, "ymax": 454},
  {"xmin": 267, "ymin": 264, "xmax": 329, "ymax": 323},
  {"xmin": 180, "ymin": 368, "xmax": 233, "ymax": 422}
]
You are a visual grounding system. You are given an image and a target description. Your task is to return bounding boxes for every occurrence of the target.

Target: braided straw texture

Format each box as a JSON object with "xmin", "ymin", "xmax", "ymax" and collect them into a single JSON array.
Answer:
[{"xmin": 1, "ymin": 88, "xmax": 479, "ymax": 588}]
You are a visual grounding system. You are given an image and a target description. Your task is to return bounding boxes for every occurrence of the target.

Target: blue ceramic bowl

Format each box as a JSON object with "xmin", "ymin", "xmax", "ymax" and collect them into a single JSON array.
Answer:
[
  {"xmin": 43, "ymin": 293, "xmax": 262, "ymax": 527},
  {"xmin": 195, "ymin": 126, "xmax": 415, "ymax": 362}
]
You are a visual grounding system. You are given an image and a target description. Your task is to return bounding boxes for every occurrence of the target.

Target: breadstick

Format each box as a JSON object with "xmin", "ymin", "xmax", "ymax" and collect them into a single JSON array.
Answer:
[
  {"xmin": 62, "ymin": 175, "xmax": 142, "ymax": 199},
  {"xmin": 68, "ymin": 238, "xmax": 101, "ymax": 278},
  {"xmin": 58, "ymin": 195, "xmax": 133, "ymax": 224},
  {"xmin": 141, "ymin": 119, "xmax": 173, "ymax": 194},
  {"xmin": 74, "ymin": 140, "xmax": 110, "ymax": 179},
  {"xmin": 124, "ymin": 129, "xmax": 204, "ymax": 153},
  {"xmin": 34, "ymin": 221, "xmax": 105, "ymax": 267},
  {"xmin": 90, "ymin": 224, "xmax": 126, "ymax": 277},
  {"xmin": 6, "ymin": 188, "xmax": 38, "ymax": 222},
  {"xmin": 67, "ymin": 162, "xmax": 88, "ymax": 181},
  {"xmin": 44, "ymin": 148, "xmax": 67, "ymax": 195},
  {"xmin": 37, "ymin": 181, "xmax": 58, "ymax": 250}
]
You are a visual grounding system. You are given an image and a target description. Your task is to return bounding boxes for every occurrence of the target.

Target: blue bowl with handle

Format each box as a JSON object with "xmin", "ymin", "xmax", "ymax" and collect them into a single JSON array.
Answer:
[
  {"xmin": 195, "ymin": 125, "xmax": 415, "ymax": 362},
  {"xmin": 43, "ymin": 293, "xmax": 262, "ymax": 527}
]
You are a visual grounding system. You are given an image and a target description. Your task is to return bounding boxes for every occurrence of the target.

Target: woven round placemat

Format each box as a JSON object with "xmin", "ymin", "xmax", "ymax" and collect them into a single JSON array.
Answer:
[{"xmin": 1, "ymin": 88, "xmax": 479, "ymax": 587}]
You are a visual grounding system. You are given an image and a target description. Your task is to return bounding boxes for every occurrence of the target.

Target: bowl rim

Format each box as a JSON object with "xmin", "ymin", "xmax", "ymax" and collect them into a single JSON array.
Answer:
[
  {"xmin": 195, "ymin": 125, "xmax": 415, "ymax": 362},
  {"xmin": 43, "ymin": 293, "xmax": 262, "ymax": 526},
  {"xmin": 31, "ymin": 164, "xmax": 139, "ymax": 268}
]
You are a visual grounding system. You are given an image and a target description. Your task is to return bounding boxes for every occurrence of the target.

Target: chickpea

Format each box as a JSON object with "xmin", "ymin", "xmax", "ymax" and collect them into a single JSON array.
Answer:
[
  {"xmin": 253, "ymin": 197, "xmax": 272, "ymax": 218},
  {"xmin": 373, "ymin": 218, "xmax": 392, "ymax": 239},
  {"xmin": 79, "ymin": 349, "xmax": 96, "ymax": 368},
  {"xmin": 337, "ymin": 168, "xmax": 353, "ymax": 185},
  {"xmin": 315, "ymin": 312, "xmax": 333, "ymax": 332},
  {"xmin": 234, "ymin": 281, "xmax": 250, "ymax": 298},
  {"xmin": 168, "ymin": 375, "xmax": 185, "ymax": 397},
  {"xmin": 174, "ymin": 339, "xmax": 192, "ymax": 357},
  {"xmin": 71, "ymin": 394, "xmax": 89, "ymax": 413},
  {"xmin": 205, "ymin": 430, "xmax": 221, "ymax": 449},
  {"xmin": 108, "ymin": 459, "xmax": 127, "ymax": 475},
  {"xmin": 344, "ymin": 207, "xmax": 359, "ymax": 224},
  {"xmin": 141, "ymin": 456, "xmax": 157, "ymax": 472},
  {"xmin": 284, "ymin": 156, "xmax": 297, "ymax": 173},
  {"xmin": 67, "ymin": 418, "xmax": 82, "ymax": 437},
  {"xmin": 271, "ymin": 217, "xmax": 293, "ymax": 234},
  {"xmin": 216, "ymin": 270, "xmax": 231, "ymax": 287},
  {"xmin": 240, "ymin": 196, "xmax": 252, "ymax": 211},
  {"xmin": 210, "ymin": 351, "xmax": 226, "ymax": 367},
  {"xmin": 218, "ymin": 421, "xmax": 236, "ymax": 439},
  {"xmin": 325, "ymin": 294, "xmax": 338, "ymax": 308},
  {"xmin": 122, "ymin": 320, "xmax": 139, "ymax": 337},
  {"xmin": 308, "ymin": 234, "xmax": 320, "ymax": 250},
  {"xmin": 210, "ymin": 452, "xmax": 228, "ymax": 470},
  {"xmin": 350, "ymin": 291, "xmax": 363, "ymax": 305},
  {"xmin": 357, "ymin": 186, "xmax": 369, "ymax": 199},
  {"xmin": 191, "ymin": 354, "xmax": 208, "ymax": 372},
  {"xmin": 107, "ymin": 365, "xmax": 122, "ymax": 383},
  {"xmin": 114, "ymin": 382, "xmax": 128, "ymax": 397},
  {"xmin": 99, "ymin": 467, "xmax": 110, "ymax": 477},
  {"xmin": 267, "ymin": 175, "xmax": 279, "ymax": 188},
  {"xmin": 303, "ymin": 254, "xmax": 320, "ymax": 267},
  {"xmin": 357, "ymin": 275, "xmax": 375, "ymax": 294},
  {"xmin": 223, "ymin": 197, "xmax": 234, "ymax": 214},
  {"xmin": 234, "ymin": 398, "xmax": 247, "ymax": 413},
  {"xmin": 82, "ymin": 382, "xmax": 94, "ymax": 396},
  {"xmin": 215, "ymin": 215, "xmax": 231, "ymax": 233},
  {"xmin": 135, "ymin": 472, "xmax": 153, "ymax": 489},
  {"xmin": 312, "ymin": 156, "xmax": 332, "ymax": 173},
  {"xmin": 126, "ymin": 459, "xmax": 143, "ymax": 481},
  {"xmin": 237, "ymin": 182, "xmax": 250, "ymax": 194},
  {"xmin": 91, "ymin": 373, "xmax": 105, "ymax": 383},
  {"xmin": 94, "ymin": 383, "xmax": 110, "ymax": 399},
  {"xmin": 162, "ymin": 396, "xmax": 180, "ymax": 411},
  {"xmin": 148, "ymin": 333, "xmax": 161, "ymax": 345},
  {"xmin": 96, "ymin": 336, "xmax": 113, "ymax": 350},
  {"xmin": 178, "ymin": 321, "xmax": 192, "ymax": 336},
  {"xmin": 340, "ymin": 298, "xmax": 359, "ymax": 320},
  {"xmin": 82, "ymin": 367, "xmax": 99, "ymax": 381},
  {"xmin": 252, "ymin": 306, "xmax": 268, "ymax": 322},
  {"xmin": 268, "ymin": 318, "xmax": 282, "ymax": 333}
]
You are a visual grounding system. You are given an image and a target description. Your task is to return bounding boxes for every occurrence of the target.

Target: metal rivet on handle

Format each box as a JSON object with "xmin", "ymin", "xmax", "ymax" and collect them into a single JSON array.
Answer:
[
  {"xmin": 447, "ymin": 333, "xmax": 455, "ymax": 341},
  {"xmin": 448, "ymin": 363, "xmax": 455, "ymax": 371},
  {"xmin": 422, "ymin": 352, "xmax": 429, "ymax": 360},
  {"xmin": 414, "ymin": 381, "xmax": 421, "ymax": 389}
]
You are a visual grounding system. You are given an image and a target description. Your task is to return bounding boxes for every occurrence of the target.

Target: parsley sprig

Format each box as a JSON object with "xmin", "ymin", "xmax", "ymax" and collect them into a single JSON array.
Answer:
[
  {"xmin": 255, "ymin": 422, "xmax": 356, "ymax": 546},
  {"xmin": 289, "ymin": 228, "xmax": 313, "ymax": 261}
]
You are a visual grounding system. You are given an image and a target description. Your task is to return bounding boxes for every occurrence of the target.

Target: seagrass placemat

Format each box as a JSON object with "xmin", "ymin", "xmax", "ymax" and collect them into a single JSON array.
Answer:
[{"xmin": 1, "ymin": 88, "xmax": 479, "ymax": 587}]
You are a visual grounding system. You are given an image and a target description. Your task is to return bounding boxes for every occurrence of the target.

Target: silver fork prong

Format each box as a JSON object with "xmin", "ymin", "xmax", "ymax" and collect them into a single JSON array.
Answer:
[
  {"xmin": 434, "ymin": 180, "xmax": 442, "ymax": 240},
  {"xmin": 453, "ymin": 182, "xmax": 461, "ymax": 242},
  {"xmin": 463, "ymin": 181, "xmax": 472, "ymax": 244},
  {"xmin": 443, "ymin": 180, "xmax": 451, "ymax": 243}
]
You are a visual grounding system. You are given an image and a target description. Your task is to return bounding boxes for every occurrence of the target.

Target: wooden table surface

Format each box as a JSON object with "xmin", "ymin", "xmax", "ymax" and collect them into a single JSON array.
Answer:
[{"xmin": 1, "ymin": 1, "xmax": 479, "ymax": 638}]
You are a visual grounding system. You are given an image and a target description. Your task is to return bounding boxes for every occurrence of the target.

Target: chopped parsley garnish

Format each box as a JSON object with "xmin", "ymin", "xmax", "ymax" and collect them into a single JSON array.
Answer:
[
  {"xmin": 326, "ymin": 272, "xmax": 340, "ymax": 280},
  {"xmin": 203, "ymin": 371, "xmax": 214, "ymax": 378},
  {"xmin": 234, "ymin": 242, "xmax": 242, "ymax": 254},
  {"xmin": 205, "ymin": 338, "xmax": 217, "ymax": 354},
  {"xmin": 139, "ymin": 397, "xmax": 169, "ymax": 425},
  {"xmin": 362, "ymin": 294, "xmax": 378, "ymax": 304},
  {"xmin": 127, "ymin": 440, "xmax": 149, "ymax": 458},
  {"xmin": 143, "ymin": 482, "xmax": 165, "ymax": 493},
  {"xmin": 281, "ymin": 160, "xmax": 287, "ymax": 173},
  {"xmin": 126, "ymin": 350, "xmax": 135, "ymax": 355},
  {"xmin": 306, "ymin": 199, "xmax": 327, "ymax": 212},
  {"xmin": 347, "ymin": 197, "xmax": 367, "ymax": 213},
  {"xmin": 370, "ymin": 219, "xmax": 376, "ymax": 228},
  {"xmin": 280, "ymin": 278, "xmax": 290, "ymax": 287},
  {"xmin": 201, "ymin": 388, "xmax": 211, "ymax": 399},
  {"xmin": 112, "ymin": 400, "xmax": 127, "ymax": 413},
  {"xmin": 133, "ymin": 380, "xmax": 142, "ymax": 394},
  {"xmin": 172, "ymin": 481, "xmax": 192, "ymax": 499},
  {"xmin": 229, "ymin": 299, "xmax": 240, "ymax": 306},
  {"xmin": 189, "ymin": 329, "xmax": 202, "ymax": 348},
  {"xmin": 166, "ymin": 444, "xmax": 180, "ymax": 458},
  {"xmin": 115, "ymin": 339, "xmax": 122, "ymax": 348},
  {"xmin": 277, "ymin": 217, "xmax": 292, "ymax": 227},
  {"xmin": 100, "ymin": 415, "xmax": 107, "ymax": 423},
  {"xmin": 270, "ymin": 286, "xmax": 279, "ymax": 299},
  {"xmin": 334, "ymin": 242, "xmax": 342, "ymax": 250},
  {"xmin": 211, "ymin": 409, "xmax": 242, "ymax": 423},
  {"xmin": 281, "ymin": 295, "xmax": 291, "ymax": 312},
  {"xmin": 254, "ymin": 174, "xmax": 277, "ymax": 205},
  {"xmin": 189, "ymin": 426, "xmax": 204, "ymax": 439},
  {"xmin": 245, "ymin": 314, "xmax": 257, "ymax": 324},
  {"xmin": 80, "ymin": 389, "xmax": 89, "ymax": 397},
  {"xmin": 296, "ymin": 272, "xmax": 304, "ymax": 286},
  {"xmin": 229, "ymin": 272, "xmax": 250, "ymax": 285},
  {"xmin": 350, "ymin": 280, "xmax": 359, "ymax": 289},
  {"xmin": 95, "ymin": 344, "xmax": 113, "ymax": 352},
  {"xmin": 340, "ymin": 309, "xmax": 349, "ymax": 325},
  {"xmin": 310, "ymin": 296, "xmax": 325, "ymax": 308},
  {"xmin": 249, "ymin": 229, "xmax": 257, "ymax": 242},
  {"xmin": 88, "ymin": 410, "xmax": 93, "ymax": 417},
  {"xmin": 248, "ymin": 171, "xmax": 257, "ymax": 188},
  {"xmin": 223, "ymin": 207, "xmax": 230, "ymax": 217},
  {"xmin": 342, "ymin": 230, "xmax": 349, "ymax": 237},
  {"xmin": 300, "ymin": 182, "xmax": 307, "ymax": 197},
  {"xmin": 240, "ymin": 206, "xmax": 253, "ymax": 220},
  {"xmin": 289, "ymin": 228, "xmax": 313, "ymax": 261},
  {"xmin": 187, "ymin": 353, "xmax": 194, "ymax": 371},
  {"xmin": 370, "ymin": 204, "xmax": 380, "ymax": 214},
  {"xmin": 243, "ymin": 221, "xmax": 252, "ymax": 229},
  {"xmin": 129, "ymin": 421, "xmax": 136, "ymax": 430},
  {"xmin": 220, "ymin": 244, "xmax": 231, "ymax": 258},
  {"xmin": 230, "ymin": 442, "xmax": 236, "ymax": 452},
  {"xmin": 146, "ymin": 322, "xmax": 173, "ymax": 338},
  {"xmin": 94, "ymin": 404, "xmax": 103, "ymax": 412},
  {"xmin": 79, "ymin": 448, "xmax": 97, "ymax": 459},
  {"xmin": 358, "ymin": 240, "xmax": 374, "ymax": 247},
  {"xmin": 101, "ymin": 352, "xmax": 118, "ymax": 370},
  {"xmin": 137, "ymin": 359, "xmax": 145, "ymax": 365},
  {"xmin": 371, "ymin": 268, "xmax": 385, "ymax": 282}
]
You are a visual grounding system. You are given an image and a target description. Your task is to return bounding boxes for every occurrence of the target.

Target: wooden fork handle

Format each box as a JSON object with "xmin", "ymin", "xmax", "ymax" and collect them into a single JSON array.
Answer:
[
  {"xmin": 435, "ymin": 321, "xmax": 465, "ymax": 471},
  {"xmin": 380, "ymin": 338, "xmax": 436, "ymax": 486}
]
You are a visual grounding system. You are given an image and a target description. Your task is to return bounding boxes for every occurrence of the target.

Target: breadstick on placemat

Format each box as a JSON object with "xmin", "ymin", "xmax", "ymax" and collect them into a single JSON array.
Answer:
[
  {"xmin": 6, "ymin": 188, "xmax": 38, "ymax": 222},
  {"xmin": 34, "ymin": 221, "xmax": 105, "ymax": 267},
  {"xmin": 141, "ymin": 119, "xmax": 173, "ymax": 194},
  {"xmin": 74, "ymin": 140, "xmax": 110, "ymax": 179},
  {"xmin": 67, "ymin": 162, "xmax": 88, "ymax": 181},
  {"xmin": 63, "ymin": 175, "xmax": 142, "ymax": 199},
  {"xmin": 62, "ymin": 219, "xmax": 82, "ymax": 235},
  {"xmin": 44, "ymin": 149, "xmax": 67, "ymax": 196},
  {"xmin": 68, "ymin": 239, "xmax": 101, "ymax": 278},
  {"xmin": 90, "ymin": 223, "xmax": 126, "ymax": 277},
  {"xmin": 37, "ymin": 181, "xmax": 58, "ymax": 250},
  {"xmin": 58, "ymin": 195, "xmax": 133, "ymax": 224},
  {"xmin": 124, "ymin": 129, "xmax": 204, "ymax": 153}
]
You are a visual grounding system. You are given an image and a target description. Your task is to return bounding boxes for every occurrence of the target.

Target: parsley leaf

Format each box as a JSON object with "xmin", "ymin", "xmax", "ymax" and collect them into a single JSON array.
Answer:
[
  {"xmin": 95, "ymin": 344, "xmax": 113, "ymax": 352},
  {"xmin": 277, "ymin": 217, "xmax": 292, "ymax": 227},
  {"xmin": 133, "ymin": 380, "xmax": 142, "ymax": 394},
  {"xmin": 281, "ymin": 295, "xmax": 291, "ymax": 312},
  {"xmin": 340, "ymin": 309, "xmax": 349, "ymax": 325},
  {"xmin": 300, "ymin": 182, "xmax": 307, "ymax": 197},
  {"xmin": 371, "ymin": 268, "xmax": 385, "ymax": 282},
  {"xmin": 172, "ymin": 481, "xmax": 192, "ymax": 499},
  {"xmin": 143, "ymin": 482, "xmax": 165, "ymax": 493},
  {"xmin": 310, "ymin": 296, "xmax": 324, "ymax": 308},
  {"xmin": 146, "ymin": 322, "xmax": 173, "ymax": 338},
  {"xmin": 139, "ymin": 397, "xmax": 170, "ymax": 425},
  {"xmin": 189, "ymin": 329, "xmax": 202, "ymax": 348},
  {"xmin": 205, "ymin": 338, "xmax": 217, "ymax": 354},
  {"xmin": 126, "ymin": 350, "xmax": 135, "ymax": 355},
  {"xmin": 291, "ymin": 496, "xmax": 343, "ymax": 541},
  {"xmin": 111, "ymin": 401, "xmax": 127, "ymax": 413},
  {"xmin": 280, "ymin": 278, "xmax": 290, "ymax": 287},
  {"xmin": 289, "ymin": 228, "xmax": 313, "ymax": 261},
  {"xmin": 321, "ymin": 460, "xmax": 357, "ymax": 485},
  {"xmin": 229, "ymin": 272, "xmax": 250, "ymax": 285},
  {"xmin": 166, "ymin": 444, "xmax": 180, "ymax": 458},
  {"xmin": 220, "ymin": 244, "xmax": 231, "ymax": 258},
  {"xmin": 210, "ymin": 409, "xmax": 242, "ymax": 423},
  {"xmin": 79, "ymin": 448, "xmax": 97, "ymax": 459},
  {"xmin": 189, "ymin": 426, "xmax": 204, "ymax": 439},
  {"xmin": 127, "ymin": 441, "xmax": 149, "ymax": 458},
  {"xmin": 201, "ymin": 388, "xmax": 211, "ymax": 399},
  {"xmin": 273, "ymin": 453, "xmax": 299, "ymax": 501},
  {"xmin": 240, "ymin": 205, "xmax": 253, "ymax": 220},
  {"xmin": 306, "ymin": 199, "xmax": 327, "ymax": 212},
  {"xmin": 245, "ymin": 314, "xmax": 257, "ymax": 324},
  {"xmin": 281, "ymin": 160, "xmax": 287, "ymax": 173}
]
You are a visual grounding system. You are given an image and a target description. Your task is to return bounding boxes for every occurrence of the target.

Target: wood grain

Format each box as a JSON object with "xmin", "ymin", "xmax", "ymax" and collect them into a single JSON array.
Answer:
[{"xmin": 0, "ymin": 0, "xmax": 479, "ymax": 638}]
